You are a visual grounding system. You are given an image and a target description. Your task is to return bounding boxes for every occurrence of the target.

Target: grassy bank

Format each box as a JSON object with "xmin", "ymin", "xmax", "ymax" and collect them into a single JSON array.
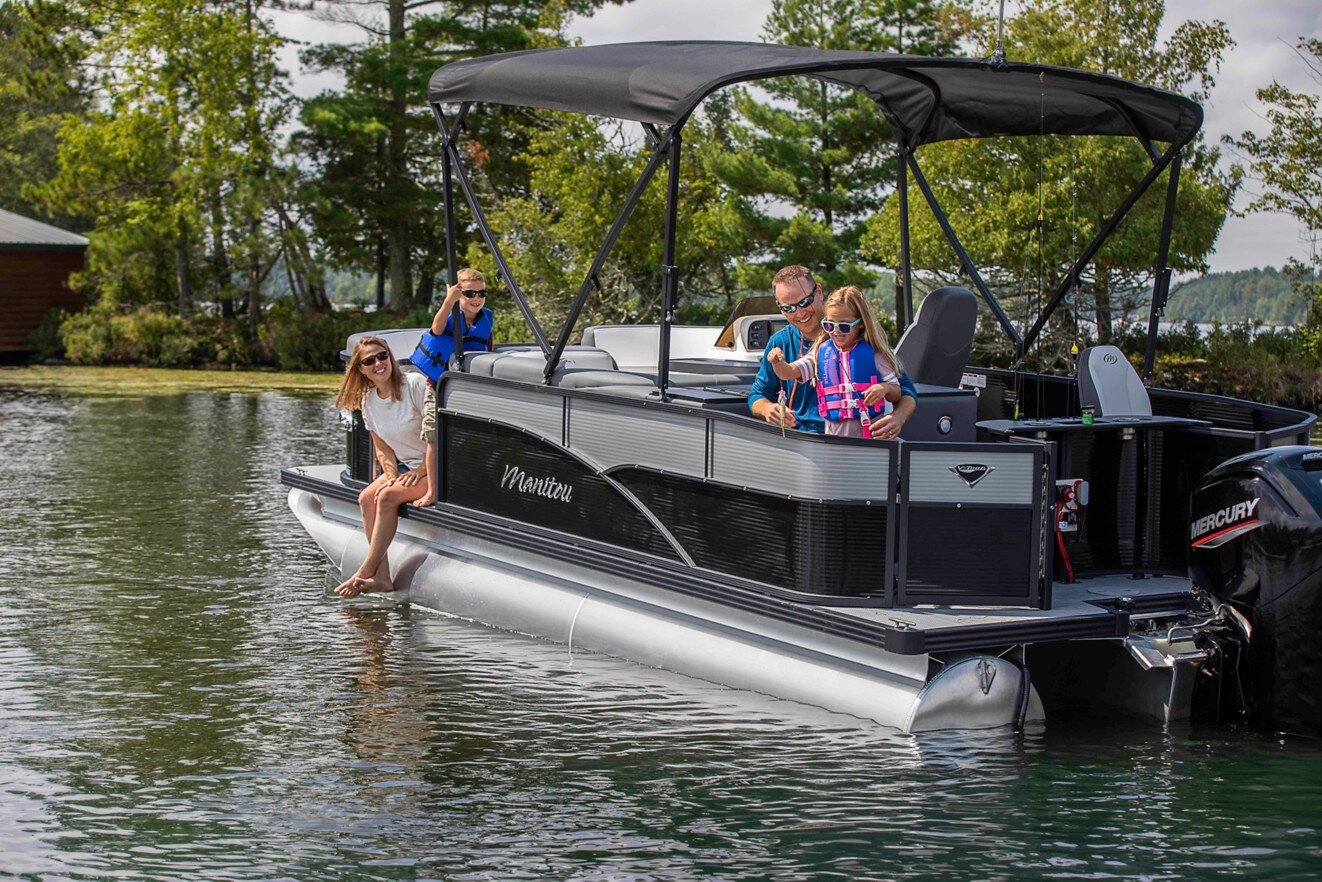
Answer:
[{"xmin": 0, "ymin": 365, "xmax": 340, "ymax": 396}]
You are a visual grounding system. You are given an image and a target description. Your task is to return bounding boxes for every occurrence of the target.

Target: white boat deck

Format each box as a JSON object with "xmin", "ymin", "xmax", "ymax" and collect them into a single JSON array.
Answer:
[{"xmin": 831, "ymin": 574, "xmax": 1191, "ymax": 632}]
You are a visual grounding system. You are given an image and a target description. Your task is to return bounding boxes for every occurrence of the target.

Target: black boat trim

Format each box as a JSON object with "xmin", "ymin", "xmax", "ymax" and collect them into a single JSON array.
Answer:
[{"xmin": 281, "ymin": 468, "xmax": 1136, "ymax": 656}]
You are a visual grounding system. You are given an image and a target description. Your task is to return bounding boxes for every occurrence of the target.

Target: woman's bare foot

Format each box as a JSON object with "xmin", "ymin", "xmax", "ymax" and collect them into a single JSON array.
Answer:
[
  {"xmin": 334, "ymin": 574, "xmax": 371, "ymax": 597},
  {"xmin": 413, "ymin": 492, "xmax": 435, "ymax": 508},
  {"xmin": 353, "ymin": 575, "xmax": 395, "ymax": 594}
]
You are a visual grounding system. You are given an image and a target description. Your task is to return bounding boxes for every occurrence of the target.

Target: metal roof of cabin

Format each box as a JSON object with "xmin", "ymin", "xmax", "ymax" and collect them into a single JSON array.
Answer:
[
  {"xmin": 0, "ymin": 208, "xmax": 89, "ymax": 251},
  {"xmin": 428, "ymin": 41, "xmax": 1202, "ymax": 148}
]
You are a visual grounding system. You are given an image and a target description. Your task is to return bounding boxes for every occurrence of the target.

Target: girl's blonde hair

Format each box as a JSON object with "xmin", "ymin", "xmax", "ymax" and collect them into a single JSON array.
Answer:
[
  {"xmin": 811, "ymin": 286, "xmax": 901, "ymax": 376},
  {"xmin": 334, "ymin": 336, "xmax": 403, "ymax": 411}
]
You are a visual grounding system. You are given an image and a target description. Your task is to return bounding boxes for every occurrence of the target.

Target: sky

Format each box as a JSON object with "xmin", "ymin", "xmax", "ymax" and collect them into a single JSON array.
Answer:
[{"xmin": 273, "ymin": 0, "xmax": 1322, "ymax": 275}]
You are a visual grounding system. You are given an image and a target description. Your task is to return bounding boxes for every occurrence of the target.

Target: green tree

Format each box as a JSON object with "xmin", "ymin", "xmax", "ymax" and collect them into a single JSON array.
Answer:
[
  {"xmin": 0, "ymin": 2, "xmax": 88, "ymax": 228},
  {"xmin": 1225, "ymin": 37, "xmax": 1322, "ymax": 356},
  {"xmin": 712, "ymin": 0, "xmax": 957, "ymax": 290},
  {"xmin": 297, "ymin": 0, "xmax": 631, "ymax": 311},
  {"xmin": 467, "ymin": 110, "xmax": 750, "ymax": 332},
  {"xmin": 35, "ymin": 0, "xmax": 293, "ymax": 317},
  {"xmin": 861, "ymin": 0, "xmax": 1235, "ymax": 365}
]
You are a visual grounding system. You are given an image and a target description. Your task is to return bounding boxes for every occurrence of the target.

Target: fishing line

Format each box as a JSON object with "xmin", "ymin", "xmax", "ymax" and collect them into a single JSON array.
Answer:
[{"xmin": 1035, "ymin": 70, "xmax": 1046, "ymax": 418}]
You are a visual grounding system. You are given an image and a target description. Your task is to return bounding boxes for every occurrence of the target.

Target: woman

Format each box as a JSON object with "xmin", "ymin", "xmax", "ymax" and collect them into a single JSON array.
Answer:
[{"xmin": 332, "ymin": 337, "xmax": 429, "ymax": 597}]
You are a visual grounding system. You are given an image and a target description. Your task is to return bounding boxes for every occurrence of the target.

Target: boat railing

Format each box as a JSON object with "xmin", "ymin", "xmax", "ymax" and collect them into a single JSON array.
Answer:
[
  {"xmin": 970, "ymin": 366, "xmax": 1316, "ymax": 580},
  {"xmin": 423, "ymin": 371, "xmax": 1053, "ymax": 609}
]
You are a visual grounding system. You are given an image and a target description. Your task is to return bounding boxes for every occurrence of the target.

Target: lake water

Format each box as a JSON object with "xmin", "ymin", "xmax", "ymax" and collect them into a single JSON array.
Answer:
[{"xmin": 2, "ymin": 388, "xmax": 1321, "ymax": 880}]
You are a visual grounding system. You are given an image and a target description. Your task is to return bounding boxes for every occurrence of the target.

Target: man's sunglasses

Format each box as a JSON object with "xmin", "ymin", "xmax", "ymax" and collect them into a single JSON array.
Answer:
[
  {"xmin": 821, "ymin": 318, "xmax": 864, "ymax": 334},
  {"xmin": 777, "ymin": 292, "xmax": 816, "ymax": 314},
  {"xmin": 460, "ymin": 288, "xmax": 487, "ymax": 299},
  {"xmin": 360, "ymin": 351, "xmax": 391, "ymax": 367}
]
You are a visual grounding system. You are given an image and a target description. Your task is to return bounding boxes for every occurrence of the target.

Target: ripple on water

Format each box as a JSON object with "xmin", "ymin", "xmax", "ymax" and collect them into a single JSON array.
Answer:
[{"xmin": 1, "ymin": 388, "xmax": 1321, "ymax": 880}]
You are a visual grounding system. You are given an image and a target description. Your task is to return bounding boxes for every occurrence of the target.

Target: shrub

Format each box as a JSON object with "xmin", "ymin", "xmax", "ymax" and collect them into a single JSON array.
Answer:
[
  {"xmin": 59, "ymin": 303, "xmax": 214, "ymax": 367},
  {"xmin": 60, "ymin": 303, "xmax": 119, "ymax": 364},
  {"xmin": 28, "ymin": 308, "xmax": 69, "ymax": 361},
  {"xmin": 259, "ymin": 305, "xmax": 429, "ymax": 371}
]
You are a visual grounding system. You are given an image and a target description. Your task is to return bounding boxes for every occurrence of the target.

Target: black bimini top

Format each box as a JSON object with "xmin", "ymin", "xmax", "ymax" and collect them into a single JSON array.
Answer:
[{"xmin": 428, "ymin": 41, "xmax": 1201, "ymax": 149}]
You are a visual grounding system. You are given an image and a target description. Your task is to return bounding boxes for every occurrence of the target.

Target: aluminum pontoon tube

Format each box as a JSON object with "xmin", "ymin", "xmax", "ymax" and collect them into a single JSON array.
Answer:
[{"xmin": 289, "ymin": 487, "xmax": 1043, "ymax": 733}]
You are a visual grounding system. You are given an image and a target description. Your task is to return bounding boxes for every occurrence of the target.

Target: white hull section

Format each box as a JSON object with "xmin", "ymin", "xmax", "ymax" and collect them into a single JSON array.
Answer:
[{"xmin": 290, "ymin": 486, "xmax": 1044, "ymax": 733}]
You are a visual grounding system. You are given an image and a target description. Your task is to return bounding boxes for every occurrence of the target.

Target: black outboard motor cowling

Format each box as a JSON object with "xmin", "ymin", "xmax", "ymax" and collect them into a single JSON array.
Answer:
[{"xmin": 1189, "ymin": 446, "xmax": 1322, "ymax": 737}]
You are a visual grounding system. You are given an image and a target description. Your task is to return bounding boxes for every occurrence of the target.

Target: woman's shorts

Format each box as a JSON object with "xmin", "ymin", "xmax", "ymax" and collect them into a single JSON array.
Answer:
[{"xmin": 421, "ymin": 383, "xmax": 437, "ymax": 444}]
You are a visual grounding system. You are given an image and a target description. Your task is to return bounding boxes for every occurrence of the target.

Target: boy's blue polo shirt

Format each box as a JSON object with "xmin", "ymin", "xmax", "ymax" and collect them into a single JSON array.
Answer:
[{"xmin": 746, "ymin": 324, "xmax": 919, "ymax": 434}]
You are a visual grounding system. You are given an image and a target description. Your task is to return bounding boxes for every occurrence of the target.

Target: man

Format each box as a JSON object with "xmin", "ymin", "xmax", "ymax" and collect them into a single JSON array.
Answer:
[
  {"xmin": 747, "ymin": 265, "xmax": 917, "ymax": 440},
  {"xmin": 412, "ymin": 267, "xmax": 494, "ymax": 506}
]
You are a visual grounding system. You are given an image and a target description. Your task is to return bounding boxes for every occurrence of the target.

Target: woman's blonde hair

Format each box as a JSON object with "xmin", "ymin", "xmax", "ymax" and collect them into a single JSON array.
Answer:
[
  {"xmin": 334, "ymin": 336, "xmax": 403, "ymax": 411},
  {"xmin": 811, "ymin": 286, "xmax": 901, "ymax": 376}
]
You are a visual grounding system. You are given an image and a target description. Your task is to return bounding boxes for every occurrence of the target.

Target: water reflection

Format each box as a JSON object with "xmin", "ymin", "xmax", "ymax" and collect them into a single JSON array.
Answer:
[{"xmin": 0, "ymin": 388, "xmax": 1320, "ymax": 879}]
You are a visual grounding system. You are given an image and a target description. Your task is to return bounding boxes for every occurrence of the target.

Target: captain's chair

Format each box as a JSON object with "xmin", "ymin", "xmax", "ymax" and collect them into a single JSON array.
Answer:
[
  {"xmin": 894, "ymin": 286, "xmax": 978, "ymax": 388},
  {"xmin": 1077, "ymin": 345, "xmax": 1151, "ymax": 416}
]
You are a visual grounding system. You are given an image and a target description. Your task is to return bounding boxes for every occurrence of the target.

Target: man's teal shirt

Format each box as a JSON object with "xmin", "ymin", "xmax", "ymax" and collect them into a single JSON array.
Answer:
[{"xmin": 747, "ymin": 324, "xmax": 918, "ymax": 434}]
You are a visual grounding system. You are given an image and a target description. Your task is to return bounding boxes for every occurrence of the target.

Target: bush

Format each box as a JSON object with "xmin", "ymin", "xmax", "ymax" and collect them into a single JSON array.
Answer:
[
  {"xmin": 259, "ymin": 305, "xmax": 431, "ymax": 371},
  {"xmin": 60, "ymin": 303, "xmax": 120, "ymax": 365},
  {"xmin": 28, "ymin": 308, "xmax": 69, "ymax": 361},
  {"xmin": 260, "ymin": 307, "xmax": 345, "ymax": 372},
  {"xmin": 59, "ymin": 303, "xmax": 209, "ymax": 367}
]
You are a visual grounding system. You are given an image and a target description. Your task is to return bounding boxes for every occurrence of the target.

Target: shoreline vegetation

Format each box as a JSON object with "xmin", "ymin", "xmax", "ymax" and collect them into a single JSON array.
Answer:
[
  {"xmin": 0, "ymin": 365, "xmax": 339, "ymax": 396},
  {"xmin": 15, "ymin": 298, "xmax": 1322, "ymax": 416}
]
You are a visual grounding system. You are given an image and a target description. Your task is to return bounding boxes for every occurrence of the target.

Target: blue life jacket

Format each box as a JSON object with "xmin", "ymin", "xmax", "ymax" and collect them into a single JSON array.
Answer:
[
  {"xmin": 412, "ymin": 307, "xmax": 494, "ymax": 383},
  {"xmin": 814, "ymin": 339, "xmax": 892, "ymax": 424}
]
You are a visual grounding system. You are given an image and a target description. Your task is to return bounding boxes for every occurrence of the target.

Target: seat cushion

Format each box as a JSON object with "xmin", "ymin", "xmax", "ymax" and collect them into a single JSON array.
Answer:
[
  {"xmin": 1078, "ymin": 345, "xmax": 1152, "ymax": 416},
  {"xmin": 557, "ymin": 370, "xmax": 655, "ymax": 389}
]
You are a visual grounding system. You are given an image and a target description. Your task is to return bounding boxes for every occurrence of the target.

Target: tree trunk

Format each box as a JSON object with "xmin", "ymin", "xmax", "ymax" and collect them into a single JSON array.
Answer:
[
  {"xmin": 247, "ymin": 215, "xmax": 261, "ymax": 332},
  {"xmin": 1095, "ymin": 266, "xmax": 1113, "ymax": 343},
  {"xmin": 376, "ymin": 240, "xmax": 386, "ymax": 311},
  {"xmin": 210, "ymin": 194, "xmax": 232, "ymax": 317},
  {"xmin": 385, "ymin": 0, "xmax": 412, "ymax": 311},
  {"xmin": 175, "ymin": 215, "xmax": 194, "ymax": 316},
  {"xmin": 416, "ymin": 263, "xmax": 434, "ymax": 307}
]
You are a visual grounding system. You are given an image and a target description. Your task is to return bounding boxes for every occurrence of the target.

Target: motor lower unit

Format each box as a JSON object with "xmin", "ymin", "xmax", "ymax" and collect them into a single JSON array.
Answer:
[{"xmin": 1189, "ymin": 446, "xmax": 1322, "ymax": 738}]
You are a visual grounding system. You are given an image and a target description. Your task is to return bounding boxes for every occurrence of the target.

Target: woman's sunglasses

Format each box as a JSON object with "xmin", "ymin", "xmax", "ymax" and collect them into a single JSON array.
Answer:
[
  {"xmin": 821, "ymin": 318, "xmax": 864, "ymax": 335},
  {"xmin": 460, "ymin": 289, "xmax": 487, "ymax": 299},
  {"xmin": 360, "ymin": 351, "xmax": 391, "ymax": 367},
  {"xmin": 777, "ymin": 292, "xmax": 816, "ymax": 314}
]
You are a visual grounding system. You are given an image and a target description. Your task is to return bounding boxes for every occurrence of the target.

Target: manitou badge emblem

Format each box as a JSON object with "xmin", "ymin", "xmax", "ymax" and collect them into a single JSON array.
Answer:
[
  {"xmin": 500, "ymin": 464, "xmax": 575, "ymax": 503},
  {"xmin": 951, "ymin": 463, "xmax": 994, "ymax": 487}
]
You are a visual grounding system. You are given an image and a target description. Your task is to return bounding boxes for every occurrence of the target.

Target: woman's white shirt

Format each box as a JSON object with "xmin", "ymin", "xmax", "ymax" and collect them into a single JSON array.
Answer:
[{"xmin": 361, "ymin": 370, "xmax": 428, "ymax": 469}]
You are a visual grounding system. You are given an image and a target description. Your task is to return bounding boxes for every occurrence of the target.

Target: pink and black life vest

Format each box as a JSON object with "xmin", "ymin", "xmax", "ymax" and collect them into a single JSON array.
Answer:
[{"xmin": 814, "ymin": 339, "xmax": 893, "ymax": 424}]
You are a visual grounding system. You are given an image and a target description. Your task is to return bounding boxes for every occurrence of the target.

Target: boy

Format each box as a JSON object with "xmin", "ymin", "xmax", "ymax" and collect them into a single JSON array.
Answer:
[{"xmin": 412, "ymin": 267, "xmax": 494, "ymax": 506}]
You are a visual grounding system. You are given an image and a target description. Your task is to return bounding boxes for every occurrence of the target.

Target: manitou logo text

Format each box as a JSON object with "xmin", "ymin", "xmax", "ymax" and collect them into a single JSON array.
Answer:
[
  {"xmin": 501, "ymin": 464, "xmax": 574, "ymax": 503},
  {"xmin": 1190, "ymin": 498, "xmax": 1260, "ymax": 542},
  {"xmin": 950, "ymin": 463, "xmax": 994, "ymax": 487}
]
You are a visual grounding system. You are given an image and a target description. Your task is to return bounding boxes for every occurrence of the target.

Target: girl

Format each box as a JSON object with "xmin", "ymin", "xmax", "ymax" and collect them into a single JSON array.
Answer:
[
  {"xmin": 332, "ymin": 337, "xmax": 430, "ymax": 597},
  {"xmin": 767, "ymin": 286, "xmax": 903, "ymax": 438}
]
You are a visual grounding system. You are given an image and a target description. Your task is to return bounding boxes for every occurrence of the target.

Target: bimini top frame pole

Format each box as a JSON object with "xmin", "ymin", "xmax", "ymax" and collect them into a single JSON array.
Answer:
[
  {"xmin": 542, "ymin": 123, "xmax": 685, "ymax": 386},
  {"xmin": 429, "ymin": 42, "xmax": 1204, "ymax": 371},
  {"xmin": 1014, "ymin": 137, "xmax": 1191, "ymax": 365},
  {"xmin": 432, "ymin": 102, "xmax": 551, "ymax": 360}
]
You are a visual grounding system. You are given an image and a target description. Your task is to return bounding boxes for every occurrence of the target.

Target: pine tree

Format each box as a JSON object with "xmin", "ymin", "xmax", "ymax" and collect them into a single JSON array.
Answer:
[
  {"xmin": 296, "ymin": 0, "xmax": 631, "ymax": 310},
  {"xmin": 710, "ymin": 0, "xmax": 956, "ymax": 290},
  {"xmin": 860, "ymin": 0, "xmax": 1235, "ymax": 363}
]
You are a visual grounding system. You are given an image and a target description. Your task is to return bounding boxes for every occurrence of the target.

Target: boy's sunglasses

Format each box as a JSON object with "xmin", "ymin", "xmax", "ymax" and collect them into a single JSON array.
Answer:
[
  {"xmin": 460, "ymin": 289, "xmax": 487, "ymax": 299},
  {"xmin": 777, "ymin": 292, "xmax": 816, "ymax": 314},
  {"xmin": 821, "ymin": 318, "xmax": 864, "ymax": 334},
  {"xmin": 360, "ymin": 351, "xmax": 391, "ymax": 367}
]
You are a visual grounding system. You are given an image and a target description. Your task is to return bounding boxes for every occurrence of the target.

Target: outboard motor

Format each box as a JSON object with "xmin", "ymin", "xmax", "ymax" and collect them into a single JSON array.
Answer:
[{"xmin": 1188, "ymin": 446, "xmax": 1322, "ymax": 737}]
